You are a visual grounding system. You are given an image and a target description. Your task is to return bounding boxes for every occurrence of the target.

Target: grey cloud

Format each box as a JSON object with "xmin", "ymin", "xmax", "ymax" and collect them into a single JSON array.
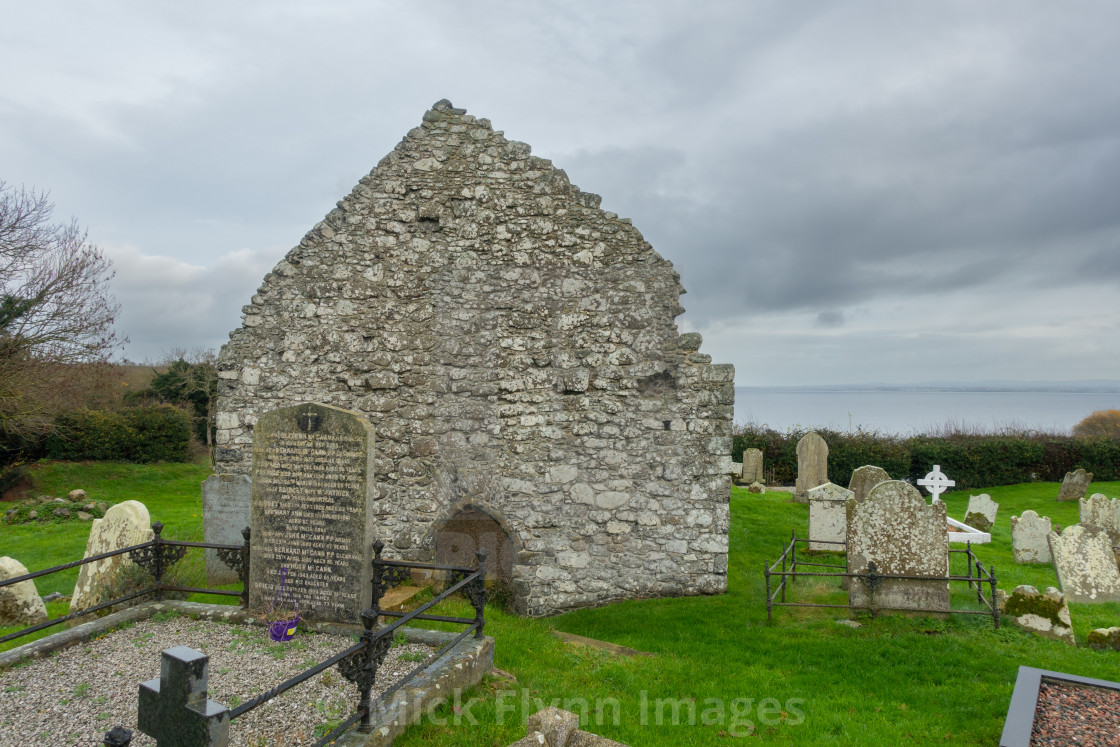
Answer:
[{"xmin": 815, "ymin": 311, "xmax": 844, "ymax": 328}]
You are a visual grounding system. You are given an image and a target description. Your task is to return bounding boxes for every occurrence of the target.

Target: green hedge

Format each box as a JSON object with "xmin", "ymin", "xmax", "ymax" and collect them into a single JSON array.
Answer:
[
  {"xmin": 733, "ymin": 427, "xmax": 1120, "ymax": 489},
  {"xmin": 45, "ymin": 405, "xmax": 191, "ymax": 463}
]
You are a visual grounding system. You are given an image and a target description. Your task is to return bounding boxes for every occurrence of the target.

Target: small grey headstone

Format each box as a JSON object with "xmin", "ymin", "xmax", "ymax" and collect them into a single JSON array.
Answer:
[
  {"xmin": 808, "ymin": 482, "xmax": 853, "ymax": 551},
  {"xmin": 249, "ymin": 402, "xmax": 377, "ymax": 624},
  {"xmin": 847, "ymin": 481, "xmax": 949, "ymax": 614},
  {"xmin": 1048, "ymin": 524, "xmax": 1120, "ymax": 603},
  {"xmin": 1057, "ymin": 468, "xmax": 1092, "ymax": 501},
  {"xmin": 1079, "ymin": 493, "xmax": 1120, "ymax": 547},
  {"xmin": 741, "ymin": 448, "xmax": 764, "ymax": 484},
  {"xmin": 848, "ymin": 465, "xmax": 891, "ymax": 502},
  {"xmin": 964, "ymin": 494, "xmax": 999, "ymax": 532},
  {"xmin": 202, "ymin": 473, "xmax": 252, "ymax": 586},
  {"xmin": 1011, "ymin": 510, "xmax": 1052, "ymax": 564},
  {"xmin": 0, "ymin": 556, "xmax": 48, "ymax": 626},
  {"xmin": 794, "ymin": 432, "xmax": 828, "ymax": 502}
]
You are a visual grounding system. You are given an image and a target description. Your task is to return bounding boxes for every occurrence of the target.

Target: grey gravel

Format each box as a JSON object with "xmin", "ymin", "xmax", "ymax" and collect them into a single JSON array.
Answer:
[{"xmin": 0, "ymin": 614, "xmax": 433, "ymax": 745}]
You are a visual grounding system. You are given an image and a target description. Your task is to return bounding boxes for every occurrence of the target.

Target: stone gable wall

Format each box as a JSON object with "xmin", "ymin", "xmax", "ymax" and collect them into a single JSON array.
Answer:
[{"xmin": 214, "ymin": 100, "xmax": 733, "ymax": 616}]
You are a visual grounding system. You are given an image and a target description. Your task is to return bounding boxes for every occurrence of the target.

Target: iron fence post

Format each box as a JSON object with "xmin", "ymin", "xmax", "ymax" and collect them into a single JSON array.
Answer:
[
  {"xmin": 151, "ymin": 521, "xmax": 166, "ymax": 600},
  {"xmin": 990, "ymin": 565, "xmax": 999, "ymax": 629},
  {"xmin": 240, "ymin": 526, "xmax": 251, "ymax": 607},
  {"xmin": 470, "ymin": 549, "xmax": 488, "ymax": 638},
  {"xmin": 966, "ymin": 541, "xmax": 974, "ymax": 592},
  {"xmin": 371, "ymin": 540, "xmax": 386, "ymax": 620},
  {"xmin": 975, "ymin": 560, "xmax": 984, "ymax": 606},
  {"xmin": 780, "ymin": 548, "xmax": 787, "ymax": 603},
  {"xmin": 103, "ymin": 726, "xmax": 132, "ymax": 746}
]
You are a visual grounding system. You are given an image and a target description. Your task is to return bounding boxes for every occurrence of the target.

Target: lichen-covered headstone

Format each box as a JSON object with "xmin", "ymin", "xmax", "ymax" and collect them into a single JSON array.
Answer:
[
  {"xmin": 742, "ymin": 448, "xmax": 764, "ymax": 485},
  {"xmin": 1079, "ymin": 493, "xmax": 1120, "ymax": 547},
  {"xmin": 964, "ymin": 494, "xmax": 999, "ymax": 532},
  {"xmin": 0, "ymin": 556, "xmax": 48, "ymax": 626},
  {"xmin": 808, "ymin": 482, "xmax": 853, "ymax": 551},
  {"xmin": 1047, "ymin": 524, "xmax": 1120, "ymax": 603},
  {"xmin": 249, "ymin": 402, "xmax": 376, "ymax": 624},
  {"xmin": 997, "ymin": 585, "xmax": 1075, "ymax": 645},
  {"xmin": 728, "ymin": 462, "xmax": 743, "ymax": 483},
  {"xmin": 847, "ymin": 480, "xmax": 949, "ymax": 613},
  {"xmin": 1057, "ymin": 468, "xmax": 1092, "ymax": 501},
  {"xmin": 201, "ymin": 473, "xmax": 251, "ymax": 585},
  {"xmin": 1011, "ymin": 510, "xmax": 1053, "ymax": 564},
  {"xmin": 69, "ymin": 500, "xmax": 153, "ymax": 616},
  {"xmin": 794, "ymin": 432, "xmax": 828, "ymax": 502},
  {"xmin": 847, "ymin": 465, "xmax": 890, "ymax": 502},
  {"xmin": 1087, "ymin": 626, "xmax": 1120, "ymax": 651}
]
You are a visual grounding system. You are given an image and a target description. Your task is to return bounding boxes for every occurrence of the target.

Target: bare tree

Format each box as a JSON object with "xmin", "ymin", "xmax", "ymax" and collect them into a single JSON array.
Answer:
[{"xmin": 0, "ymin": 181, "xmax": 123, "ymax": 447}]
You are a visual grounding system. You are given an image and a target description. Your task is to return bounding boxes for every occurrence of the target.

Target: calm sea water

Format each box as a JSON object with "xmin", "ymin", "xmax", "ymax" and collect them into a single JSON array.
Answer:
[{"xmin": 734, "ymin": 388, "xmax": 1120, "ymax": 435}]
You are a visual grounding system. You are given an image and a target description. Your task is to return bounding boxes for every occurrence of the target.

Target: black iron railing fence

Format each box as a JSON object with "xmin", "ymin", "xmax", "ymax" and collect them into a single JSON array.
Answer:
[
  {"xmin": 764, "ymin": 530, "xmax": 1000, "ymax": 628},
  {"xmin": 99, "ymin": 539, "xmax": 488, "ymax": 747},
  {"xmin": 0, "ymin": 522, "xmax": 250, "ymax": 646}
]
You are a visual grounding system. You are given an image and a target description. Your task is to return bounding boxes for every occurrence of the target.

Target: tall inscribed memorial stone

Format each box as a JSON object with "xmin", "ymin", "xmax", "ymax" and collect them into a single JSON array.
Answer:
[
  {"xmin": 249, "ymin": 403, "xmax": 376, "ymax": 623},
  {"xmin": 212, "ymin": 100, "xmax": 734, "ymax": 616}
]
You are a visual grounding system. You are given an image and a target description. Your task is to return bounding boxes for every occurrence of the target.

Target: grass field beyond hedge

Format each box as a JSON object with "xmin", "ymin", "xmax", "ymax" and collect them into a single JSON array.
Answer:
[{"xmin": 2, "ymin": 463, "xmax": 1119, "ymax": 744}]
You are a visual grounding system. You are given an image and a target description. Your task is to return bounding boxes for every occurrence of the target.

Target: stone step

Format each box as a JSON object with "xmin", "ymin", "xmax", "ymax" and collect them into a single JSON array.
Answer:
[{"xmin": 380, "ymin": 585, "xmax": 422, "ymax": 612}]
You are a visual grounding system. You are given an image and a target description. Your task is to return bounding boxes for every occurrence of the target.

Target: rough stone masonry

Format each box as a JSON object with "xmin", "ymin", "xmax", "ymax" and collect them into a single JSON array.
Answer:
[{"xmin": 213, "ymin": 100, "xmax": 734, "ymax": 616}]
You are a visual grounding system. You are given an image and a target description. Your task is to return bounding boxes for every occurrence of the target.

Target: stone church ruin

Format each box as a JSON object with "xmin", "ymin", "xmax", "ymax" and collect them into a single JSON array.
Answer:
[{"xmin": 209, "ymin": 100, "xmax": 733, "ymax": 616}]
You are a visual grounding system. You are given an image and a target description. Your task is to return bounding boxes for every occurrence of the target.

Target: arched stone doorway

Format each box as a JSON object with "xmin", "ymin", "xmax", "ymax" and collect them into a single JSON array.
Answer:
[{"xmin": 434, "ymin": 507, "xmax": 514, "ymax": 583}]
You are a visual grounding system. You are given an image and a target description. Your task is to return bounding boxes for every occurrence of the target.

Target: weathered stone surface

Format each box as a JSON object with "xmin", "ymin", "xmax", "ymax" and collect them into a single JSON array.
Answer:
[
  {"xmin": 808, "ymin": 482, "xmax": 853, "ymax": 551},
  {"xmin": 512, "ymin": 707, "xmax": 630, "ymax": 747},
  {"xmin": 847, "ymin": 481, "xmax": 949, "ymax": 613},
  {"xmin": 964, "ymin": 493, "xmax": 999, "ymax": 532},
  {"xmin": 201, "ymin": 473, "xmax": 252, "ymax": 586},
  {"xmin": 1079, "ymin": 493, "xmax": 1120, "ymax": 547},
  {"xmin": 1057, "ymin": 468, "xmax": 1092, "ymax": 501},
  {"xmin": 249, "ymin": 403, "xmax": 376, "ymax": 624},
  {"xmin": 213, "ymin": 101, "xmax": 732, "ymax": 616},
  {"xmin": 68, "ymin": 489, "xmax": 87, "ymax": 502},
  {"xmin": 1011, "ymin": 510, "xmax": 1052, "ymax": 564},
  {"xmin": 996, "ymin": 585, "xmax": 1075, "ymax": 645},
  {"xmin": 0, "ymin": 556, "xmax": 48, "ymax": 626},
  {"xmin": 728, "ymin": 462, "xmax": 743, "ymax": 482},
  {"xmin": 747, "ymin": 482, "xmax": 764, "ymax": 494},
  {"xmin": 794, "ymin": 432, "xmax": 828, "ymax": 501},
  {"xmin": 847, "ymin": 465, "xmax": 890, "ymax": 502},
  {"xmin": 1087, "ymin": 626, "xmax": 1120, "ymax": 651},
  {"xmin": 69, "ymin": 501, "xmax": 154, "ymax": 616},
  {"xmin": 1047, "ymin": 524, "xmax": 1120, "ymax": 603},
  {"xmin": 741, "ymin": 448, "xmax": 763, "ymax": 484}
]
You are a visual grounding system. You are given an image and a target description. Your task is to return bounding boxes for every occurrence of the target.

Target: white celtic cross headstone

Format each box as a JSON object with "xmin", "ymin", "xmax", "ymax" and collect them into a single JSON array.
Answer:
[{"xmin": 917, "ymin": 465, "xmax": 955, "ymax": 503}]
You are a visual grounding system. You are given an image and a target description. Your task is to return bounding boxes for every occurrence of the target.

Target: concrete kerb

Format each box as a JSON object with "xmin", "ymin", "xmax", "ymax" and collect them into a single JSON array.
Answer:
[{"xmin": 0, "ymin": 600, "xmax": 494, "ymax": 745}]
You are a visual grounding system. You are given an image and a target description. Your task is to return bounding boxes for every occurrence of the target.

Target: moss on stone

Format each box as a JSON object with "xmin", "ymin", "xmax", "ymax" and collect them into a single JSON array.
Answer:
[{"xmin": 1003, "ymin": 591, "xmax": 1064, "ymax": 625}]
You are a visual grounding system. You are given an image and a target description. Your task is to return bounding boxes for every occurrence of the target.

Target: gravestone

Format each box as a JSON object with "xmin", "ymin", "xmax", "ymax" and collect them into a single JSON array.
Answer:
[
  {"xmin": 1047, "ymin": 524, "xmax": 1120, "ymax": 603},
  {"xmin": 917, "ymin": 465, "xmax": 954, "ymax": 503},
  {"xmin": 1079, "ymin": 493, "xmax": 1120, "ymax": 547},
  {"xmin": 1011, "ymin": 510, "xmax": 1053, "ymax": 564},
  {"xmin": 847, "ymin": 480, "xmax": 949, "ymax": 614},
  {"xmin": 1057, "ymin": 469, "xmax": 1092, "ymax": 501},
  {"xmin": 70, "ymin": 500, "xmax": 154, "ymax": 616},
  {"xmin": 249, "ymin": 402, "xmax": 377, "ymax": 624},
  {"xmin": 964, "ymin": 494, "xmax": 999, "ymax": 532},
  {"xmin": 848, "ymin": 465, "xmax": 890, "ymax": 502},
  {"xmin": 138, "ymin": 646, "xmax": 229, "ymax": 745},
  {"xmin": 794, "ymin": 432, "xmax": 828, "ymax": 502},
  {"xmin": 728, "ymin": 462, "xmax": 743, "ymax": 484},
  {"xmin": 808, "ymin": 482, "xmax": 853, "ymax": 551},
  {"xmin": 201, "ymin": 474, "xmax": 251, "ymax": 586},
  {"xmin": 0, "ymin": 556, "xmax": 48, "ymax": 626},
  {"xmin": 997, "ymin": 585, "xmax": 1075, "ymax": 645},
  {"xmin": 741, "ymin": 449, "xmax": 764, "ymax": 485}
]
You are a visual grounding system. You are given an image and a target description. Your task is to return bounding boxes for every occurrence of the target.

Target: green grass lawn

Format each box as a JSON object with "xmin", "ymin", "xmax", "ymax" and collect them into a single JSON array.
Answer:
[{"xmin": 3, "ymin": 463, "xmax": 1119, "ymax": 744}]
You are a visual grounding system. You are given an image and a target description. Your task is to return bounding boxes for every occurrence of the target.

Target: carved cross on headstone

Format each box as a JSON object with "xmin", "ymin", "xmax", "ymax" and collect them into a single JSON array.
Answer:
[
  {"xmin": 917, "ymin": 464, "xmax": 955, "ymax": 503},
  {"xmin": 138, "ymin": 646, "xmax": 230, "ymax": 746},
  {"xmin": 297, "ymin": 409, "xmax": 322, "ymax": 433}
]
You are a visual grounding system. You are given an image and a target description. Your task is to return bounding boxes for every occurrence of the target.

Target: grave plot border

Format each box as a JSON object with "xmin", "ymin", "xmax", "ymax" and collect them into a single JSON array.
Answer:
[
  {"xmin": 0, "ymin": 521, "xmax": 251, "ymax": 646},
  {"xmin": 999, "ymin": 665, "xmax": 1120, "ymax": 747},
  {"xmin": 762, "ymin": 531, "xmax": 1000, "ymax": 627},
  {"xmin": 95, "ymin": 541, "xmax": 490, "ymax": 747}
]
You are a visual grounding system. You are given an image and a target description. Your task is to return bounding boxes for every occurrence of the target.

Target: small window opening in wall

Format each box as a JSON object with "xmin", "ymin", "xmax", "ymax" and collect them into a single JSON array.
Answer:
[{"xmin": 663, "ymin": 420, "xmax": 671, "ymax": 430}]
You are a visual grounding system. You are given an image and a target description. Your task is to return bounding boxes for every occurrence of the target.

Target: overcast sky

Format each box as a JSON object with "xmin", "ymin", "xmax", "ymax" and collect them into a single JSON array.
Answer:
[{"xmin": 3, "ymin": 1, "xmax": 1119, "ymax": 386}]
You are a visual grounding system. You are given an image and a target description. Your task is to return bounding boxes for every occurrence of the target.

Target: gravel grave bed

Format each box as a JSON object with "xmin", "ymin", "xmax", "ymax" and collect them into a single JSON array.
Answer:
[
  {"xmin": 1030, "ymin": 679, "xmax": 1120, "ymax": 746},
  {"xmin": 0, "ymin": 613, "xmax": 435, "ymax": 746}
]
